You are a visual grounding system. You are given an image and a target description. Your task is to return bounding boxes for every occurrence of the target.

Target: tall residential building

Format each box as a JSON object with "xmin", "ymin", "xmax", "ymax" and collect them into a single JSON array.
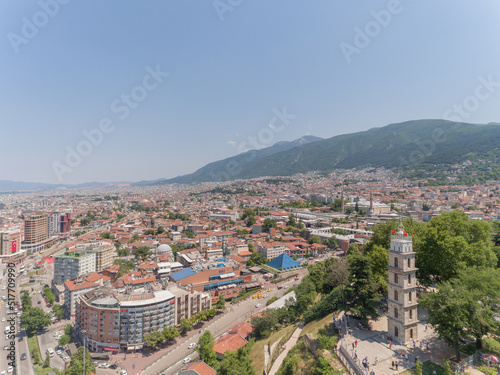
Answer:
[
  {"xmin": 22, "ymin": 212, "xmax": 49, "ymax": 252},
  {"xmin": 53, "ymin": 252, "xmax": 96, "ymax": 284},
  {"xmin": 82, "ymin": 244, "xmax": 114, "ymax": 272},
  {"xmin": 387, "ymin": 225, "xmax": 418, "ymax": 344}
]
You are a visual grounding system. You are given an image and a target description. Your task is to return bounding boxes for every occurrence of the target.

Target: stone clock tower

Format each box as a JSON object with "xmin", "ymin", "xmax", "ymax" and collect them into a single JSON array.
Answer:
[{"xmin": 387, "ymin": 224, "xmax": 418, "ymax": 344}]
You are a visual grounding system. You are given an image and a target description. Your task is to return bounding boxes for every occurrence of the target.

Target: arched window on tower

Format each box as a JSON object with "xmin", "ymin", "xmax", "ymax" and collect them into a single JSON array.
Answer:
[
  {"xmin": 408, "ymin": 258, "xmax": 411, "ymax": 268},
  {"xmin": 394, "ymin": 308, "xmax": 399, "ymax": 319},
  {"xmin": 394, "ymin": 273, "xmax": 399, "ymax": 284},
  {"xmin": 394, "ymin": 290, "xmax": 399, "ymax": 301},
  {"xmin": 394, "ymin": 257, "xmax": 399, "ymax": 268},
  {"xmin": 395, "ymin": 326, "xmax": 399, "ymax": 337}
]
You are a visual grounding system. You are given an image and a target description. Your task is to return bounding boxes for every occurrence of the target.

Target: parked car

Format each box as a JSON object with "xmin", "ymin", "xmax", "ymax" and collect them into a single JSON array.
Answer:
[
  {"xmin": 183, "ymin": 357, "xmax": 192, "ymax": 364},
  {"xmin": 21, "ymin": 353, "xmax": 26, "ymax": 360},
  {"xmin": 188, "ymin": 343, "xmax": 195, "ymax": 349}
]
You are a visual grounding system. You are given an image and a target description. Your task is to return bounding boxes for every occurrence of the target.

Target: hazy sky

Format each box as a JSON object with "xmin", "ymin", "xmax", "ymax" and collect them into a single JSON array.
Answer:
[{"xmin": 1, "ymin": 1, "xmax": 500, "ymax": 184}]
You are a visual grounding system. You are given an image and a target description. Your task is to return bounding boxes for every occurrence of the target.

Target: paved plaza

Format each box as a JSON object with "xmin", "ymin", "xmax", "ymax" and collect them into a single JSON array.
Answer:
[{"xmin": 335, "ymin": 308, "xmax": 456, "ymax": 375}]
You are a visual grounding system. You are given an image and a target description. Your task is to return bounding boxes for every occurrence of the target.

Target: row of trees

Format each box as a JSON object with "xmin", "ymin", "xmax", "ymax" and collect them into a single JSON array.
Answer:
[{"xmin": 20, "ymin": 290, "xmax": 53, "ymax": 335}]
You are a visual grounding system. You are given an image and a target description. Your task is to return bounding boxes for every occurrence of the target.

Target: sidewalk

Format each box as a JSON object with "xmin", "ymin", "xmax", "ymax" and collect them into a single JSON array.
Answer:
[{"xmin": 268, "ymin": 323, "xmax": 304, "ymax": 375}]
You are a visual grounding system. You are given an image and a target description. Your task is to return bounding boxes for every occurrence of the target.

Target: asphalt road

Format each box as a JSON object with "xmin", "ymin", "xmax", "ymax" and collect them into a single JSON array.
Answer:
[{"xmin": 142, "ymin": 269, "xmax": 308, "ymax": 375}]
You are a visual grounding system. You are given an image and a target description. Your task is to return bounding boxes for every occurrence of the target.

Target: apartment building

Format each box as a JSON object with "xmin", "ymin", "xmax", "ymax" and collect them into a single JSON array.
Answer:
[
  {"xmin": 63, "ymin": 273, "xmax": 110, "ymax": 318},
  {"xmin": 22, "ymin": 212, "xmax": 50, "ymax": 252},
  {"xmin": 54, "ymin": 252, "xmax": 97, "ymax": 284},
  {"xmin": 257, "ymin": 241, "xmax": 286, "ymax": 260},
  {"xmin": 82, "ymin": 244, "xmax": 114, "ymax": 272},
  {"xmin": 76, "ymin": 286, "xmax": 177, "ymax": 352}
]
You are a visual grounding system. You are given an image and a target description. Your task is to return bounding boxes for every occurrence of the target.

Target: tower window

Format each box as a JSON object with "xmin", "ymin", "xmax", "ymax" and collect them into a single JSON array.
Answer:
[
  {"xmin": 408, "ymin": 274, "xmax": 411, "ymax": 285},
  {"xmin": 409, "ymin": 292, "xmax": 412, "ymax": 302},
  {"xmin": 394, "ymin": 290, "xmax": 398, "ymax": 301},
  {"xmin": 408, "ymin": 258, "xmax": 411, "ymax": 268},
  {"xmin": 395, "ymin": 326, "xmax": 399, "ymax": 337},
  {"xmin": 394, "ymin": 274, "xmax": 398, "ymax": 284},
  {"xmin": 409, "ymin": 309, "xmax": 413, "ymax": 320},
  {"xmin": 394, "ymin": 308, "xmax": 398, "ymax": 318},
  {"xmin": 410, "ymin": 328, "xmax": 413, "ymax": 339},
  {"xmin": 394, "ymin": 258, "xmax": 399, "ymax": 268}
]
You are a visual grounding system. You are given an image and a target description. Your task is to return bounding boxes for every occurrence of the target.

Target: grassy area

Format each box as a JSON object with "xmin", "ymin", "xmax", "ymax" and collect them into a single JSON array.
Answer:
[
  {"xmin": 27, "ymin": 334, "xmax": 58, "ymax": 375},
  {"xmin": 401, "ymin": 361, "xmax": 444, "ymax": 375},
  {"xmin": 249, "ymin": 324, "xmax": 297, "ymax": 375},
  {"xmin": 299, "ymin": 312, "xmax": 335, "ymax": 338},
  {"xmin": 261, "ymin": 265, "xmax": 279, "ymax": 274}
]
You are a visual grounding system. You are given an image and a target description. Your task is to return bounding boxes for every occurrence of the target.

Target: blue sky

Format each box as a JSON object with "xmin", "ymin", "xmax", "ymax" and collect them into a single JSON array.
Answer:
[{"xmin": 1, "ymin": 0, "xmax": 500, "ymax": 184}]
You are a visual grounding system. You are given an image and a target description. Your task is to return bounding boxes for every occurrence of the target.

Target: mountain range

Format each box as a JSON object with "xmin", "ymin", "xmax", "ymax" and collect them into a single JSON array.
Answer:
[
  {"xmin": 3, "ymin": 119, "xmax": 500, "ymax": 190},
  {"xmin": 152, "ymin": 119, "xmax": 500, "ymax": 184}
]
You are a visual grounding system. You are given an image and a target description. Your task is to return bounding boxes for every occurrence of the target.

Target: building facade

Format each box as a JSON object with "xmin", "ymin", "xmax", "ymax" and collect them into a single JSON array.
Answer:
[
  {"xmin": 76, "ymin": 287, "xmax": 176, "ymax": 352},
  {"xmin": 387, "ymin": 226, "xmax": 418, "ymax": 345},
  {"xmin": 82, "ymin": 245, "xmax": 114, "ymax": 272},
  {"xmin": 54, "ymin": 252, "xmax": 97, "ymax": 284},
  {"xmin": 22, "ymin": 212, "xmax": 50, "ymax": 252}
]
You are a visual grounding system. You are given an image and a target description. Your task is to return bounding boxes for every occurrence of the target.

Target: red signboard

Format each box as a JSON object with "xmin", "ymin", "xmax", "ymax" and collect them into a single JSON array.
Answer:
[{"xmin": 11, "ymin": 240, "xmax": 17, "ymax": 253}]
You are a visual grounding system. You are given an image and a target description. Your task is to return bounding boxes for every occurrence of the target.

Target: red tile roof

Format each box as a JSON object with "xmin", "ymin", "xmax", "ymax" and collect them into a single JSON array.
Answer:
[
  {"xmin": 214, "ymin": 333, "xmax": 247, "ymax": 355},
  {"xmin": 182, "ymin": 361, "xmax": 217, "ymax": 375}
]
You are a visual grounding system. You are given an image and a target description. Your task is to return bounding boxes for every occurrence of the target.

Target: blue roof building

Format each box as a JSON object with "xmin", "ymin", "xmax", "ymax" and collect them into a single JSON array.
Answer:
[{"xmin": 266, "ymin": 253, "xmax": 301, "ymax": 271}]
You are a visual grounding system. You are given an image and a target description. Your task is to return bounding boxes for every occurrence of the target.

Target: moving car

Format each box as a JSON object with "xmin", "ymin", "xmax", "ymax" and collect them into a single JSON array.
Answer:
[
  {"xmin": 188, "ymin": 343, "xmax": 195, "ymax": 349},
  {"xmin": 21, "ymin": 353, "xmax": 26, "ymax": 360},
  {"xmin": 183, "ymin": 357, "xmax": 192, "ymax": 364}
]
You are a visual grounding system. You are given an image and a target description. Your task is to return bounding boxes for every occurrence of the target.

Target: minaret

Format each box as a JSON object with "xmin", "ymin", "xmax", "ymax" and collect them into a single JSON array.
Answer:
[
  {"xmin": 368, "ymin": 190, "xmax": 374, "ymax": 216},
  {"xmin": 387, "ymin": 223, "xmax": 418, "ymax": 344},
  {"xmin": 340, "ymin": 189, "xmax": 344, "ymax": 214}
]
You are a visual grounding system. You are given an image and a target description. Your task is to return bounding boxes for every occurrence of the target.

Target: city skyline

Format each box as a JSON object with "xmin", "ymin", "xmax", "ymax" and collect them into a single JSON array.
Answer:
[{"xmin": 1, "ymin": 1, "xmax": 500, "ymax": 184}]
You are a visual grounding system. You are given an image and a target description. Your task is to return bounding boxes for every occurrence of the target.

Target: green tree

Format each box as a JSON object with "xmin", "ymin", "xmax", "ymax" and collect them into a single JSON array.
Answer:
[
  {"xmin": 133, "ymin": 245, "xmax": 152, "ymax": 261},
  {"xmin": 144, "ymin": 229, "xmax": 155, "ymax": 236},
  {"xmin": 64, "ymin": 324, "xmax": 73, "ymax": 336},
  {"xmin": 417, "ymin": 210, "xmax": 497, "ymax": 286},
  {"xmin": 344, "ymin": 253, "xmax": 381, "ymax": 325},
  {"xmin": 58, "ymin": 334, "xmax": 71, "ymax": 346},
  {"xmin": 215, "ymin": 294, "xmax": 226, "ymax": 310},
  {"xmin": 308, "ymin": 235, "xmax": 321, "ymax": 244},
  {"xmin": 52, "ymin": 304, "xmax": 65, "ymax": 320},
  {"xmin": 145, "ymin": 331, "xmax": 164, "ymax": 348},
  {"xmin": 346, "ymin": 243, "xmax": 359, "ymax": 255},
  {"xmin": 196, "ymin": 330, "xmax": 217, "ymax": 367},
  {"xmin": 100, "ymin": 231, "xmax": 111, "ymax": 239},
  {"xmin": 262, "ymin": 218, "xmax": 277, "ymax": 233},
  {"xmin": 21, "ymin": 290, "xmax": 32, "ymax": 310},
  {"xmin": 43, "ymin": 353, "xmax": 51, "ymax": 367},
  {"xmin": 218, "ymin": 339, "xmax": 255, "ymax": 375},
  {"xmin": 247, "ymin": 252, "xmax": 267, "ymax": 266},
  {"xmin": 443, "ymin": 360, "xmax": 451, "ymax": 375},
  {"xmin": 364, "ymin": 244, "xmax": 389, "ymax": 292},
  {"xmin": 20, "ymin": 307, "xmax": 52, "ymax": 334},
  {"xmin": 415, "ymin": 360, "xmax": 422, "ymax": 375},
  {"xmin": 162, "ymin": 326, "xmax": 180, "ymax": 342},
  {"xmin": 128, "ymin": 234, "xmax": 140, "ymax": 243},
  {"xmin": 156, "ymin": 226, "xmax": 165, "ymax": 234},
  {"xmin": 61, "ymin": 346, "xmax": 96, "ymax": 375},
  {"xmin": 180, "ymin": 318, "xmax": 192, "ymax": 332},
  {"xmin": 286, "ymin": 214, "xmax": 296, "ymax": 227}
]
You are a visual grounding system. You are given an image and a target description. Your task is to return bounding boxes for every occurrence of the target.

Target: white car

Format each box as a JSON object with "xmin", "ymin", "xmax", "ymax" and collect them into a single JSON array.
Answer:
[
  {"xmin": 188, "ymin": 343, "xmax": 195, "ymax": 349},
  {"xmin": 2, "ymin": 286, "xmax": 6, "ymax": 290},
  {"xmin": 120, "ymin": 371, "xmax": 128, "ymax": 375},
  {"xmin": 98, "ymin": 363, "xmax": 110, "ymax": 368},
  {"xmin": 7, "ymin": 367, "xmax": 13, "ymax": 373},
  {"xmin": 183, "ymin": 357, "xmax": 192, "ymax": 364},
  {"xmin": 1, "ymin": 318, "xmax": 4, "ymax": 322},
  {"xmin": 1, "ymin": 371, "xmax": 5, "ymax": 375},
  {"xmin": 255, "ymin": 303, "xmax": 262, "ymax": 308}
]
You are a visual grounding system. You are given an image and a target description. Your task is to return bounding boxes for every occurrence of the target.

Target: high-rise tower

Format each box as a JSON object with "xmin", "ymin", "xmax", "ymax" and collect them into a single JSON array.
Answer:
[{"xmin": 387, "ymin": 224, "xmax": 418, "ymax": 344}]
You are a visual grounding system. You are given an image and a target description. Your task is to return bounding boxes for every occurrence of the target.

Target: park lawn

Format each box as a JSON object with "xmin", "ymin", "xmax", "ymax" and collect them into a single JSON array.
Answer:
[
  {"xmin": 401, "ymin": 361, "xmax": 444, "ymax": 375},
  {"xmin": 299, "ymin": 312, "xmax": 335, "ymax": 338},
  {"xmin": 249, "ymin": 324, "xmax": 297, "ymax": 375}
]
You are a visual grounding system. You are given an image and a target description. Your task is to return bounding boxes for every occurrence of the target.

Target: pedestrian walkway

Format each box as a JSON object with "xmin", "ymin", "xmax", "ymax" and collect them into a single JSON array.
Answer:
[{"xmin": 268, "ymin": 323, "xmax": 304, "ymax": 375}]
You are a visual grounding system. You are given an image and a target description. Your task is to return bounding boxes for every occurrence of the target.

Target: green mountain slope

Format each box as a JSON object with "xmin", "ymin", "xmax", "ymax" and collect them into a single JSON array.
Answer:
[
  {"xmin": 153, "ymin": 120, "xmax": 500, "ymax": 183},
  {"xmin": 149, "ymin": 135, "xmax": 323, "ymax": 185}
]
